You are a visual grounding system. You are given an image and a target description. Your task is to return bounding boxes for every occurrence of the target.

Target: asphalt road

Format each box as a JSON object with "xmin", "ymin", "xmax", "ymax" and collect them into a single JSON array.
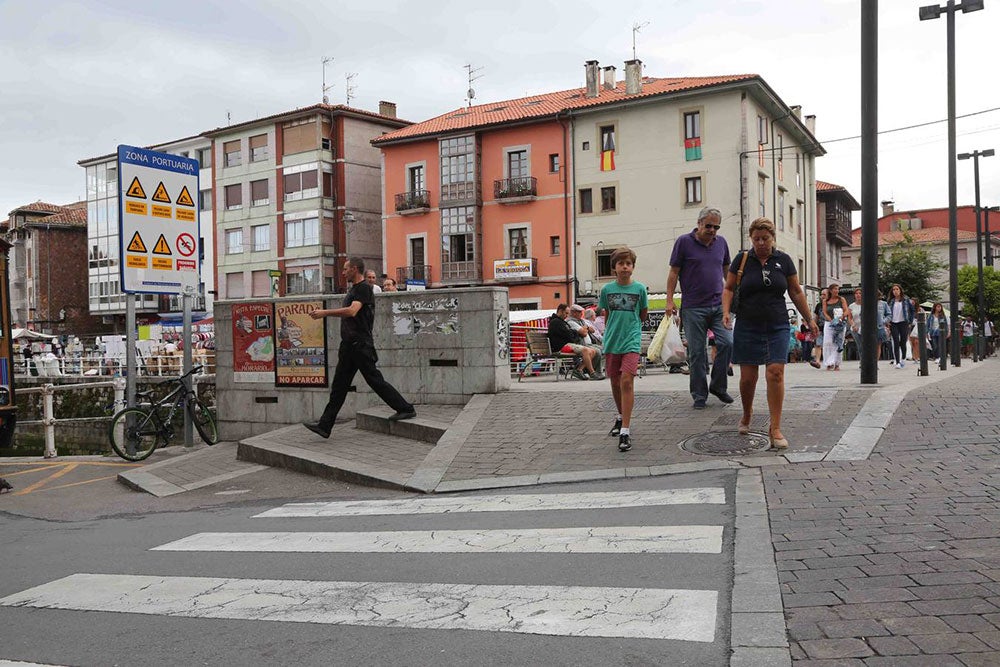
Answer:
[{"xmin": 0, "ymin": 470, "xmax": 735, "ymax": 666}]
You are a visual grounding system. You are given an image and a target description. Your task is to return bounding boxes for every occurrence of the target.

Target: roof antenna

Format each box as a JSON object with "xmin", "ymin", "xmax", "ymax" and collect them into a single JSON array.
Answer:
[
  {"xmin": 464, "ymin": 63, "xmax": 484, "ymax": 108},
  {"xmin": 226, "ymin": 110, "xmax": 231, "ymax": 125},
  {"xmin": 345, "ymin": 72, "xmax": 358, "ymax": 106},
  {"xmin": 322, "ymin": 56, "xmax": 334, "ymax": 104},
  {"xmin": 632, "ymin": 20, "xmax": 650, "ymax": 61}
]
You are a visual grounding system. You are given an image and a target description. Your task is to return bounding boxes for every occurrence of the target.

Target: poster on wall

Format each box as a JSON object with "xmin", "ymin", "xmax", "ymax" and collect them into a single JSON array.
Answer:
[
  {"xmin": 274, "ymin": 300, "xmax": 328, "ymax": 387},
  {"xmin": 232, "ymin": 303, "xmax": 275, "ymax": 383}
]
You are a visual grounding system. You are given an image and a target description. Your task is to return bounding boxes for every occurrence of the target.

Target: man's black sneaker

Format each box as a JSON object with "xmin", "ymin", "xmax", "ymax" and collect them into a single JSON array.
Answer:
[
  {"xmin": 388, "ymin": 410, "xmax": 417, "ymax": 422},
  {"xmin": 303, "ymin": 421, "xmax": 331, "ymax": 439},
  {"xmin": 693, "ymin": 399, "xmax": 707, "ymax": 410},
  {"xmin": 618, "ymin": 434, "xmax": 631, "ymax": 452},
  {"xmin": 710, "ymin": 389, "xmax": 734, "ymax": 404},
  {"xmin": 609, "ymin": 418, "xmax": 623, "ymax": 437}
]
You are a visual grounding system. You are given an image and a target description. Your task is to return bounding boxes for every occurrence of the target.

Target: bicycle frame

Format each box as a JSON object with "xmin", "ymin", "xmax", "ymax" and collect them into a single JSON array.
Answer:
[{"xmin": 132, "ymin": 367, "xmax": 201, "ymax": 439}]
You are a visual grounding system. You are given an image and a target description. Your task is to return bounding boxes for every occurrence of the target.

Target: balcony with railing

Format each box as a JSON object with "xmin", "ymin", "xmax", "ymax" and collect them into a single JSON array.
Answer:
[
  {"xmin": 825, "ymin": 213, "xmax": 853, "ymax": 247},
  {"xmin": 440, "ymin": 261, "xmax": 481, "ymax": 283},
  {"xmin": 493, "ymin": 257, "xmax": 537, "ymax": 283},
  {"xmin": 396, "ymin": 264, "xmax": 432, "ymax": 287},
  {"xmin": 494, "ymin": 176, "xmax": 537, "ymax": 203},
  {"xmin": 394, "ymin": 189, "xmax": 430, "ymax": 215}
]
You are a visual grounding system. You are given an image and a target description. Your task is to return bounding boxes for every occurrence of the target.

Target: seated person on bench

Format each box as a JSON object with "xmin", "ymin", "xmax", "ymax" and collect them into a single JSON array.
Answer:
[{"xmin": 547, "ymin": 303, "xmax": 605, "ymax": 380}]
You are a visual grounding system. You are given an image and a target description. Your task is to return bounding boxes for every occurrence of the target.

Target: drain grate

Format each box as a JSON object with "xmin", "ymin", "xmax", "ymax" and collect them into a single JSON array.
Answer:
[
  {"xmin": 598, "ymin": 395, "xmax": 672, "ymax": 411},
  {"xmin": 679, "ymin": 431, "xmax": 771, "ymax": 456}
]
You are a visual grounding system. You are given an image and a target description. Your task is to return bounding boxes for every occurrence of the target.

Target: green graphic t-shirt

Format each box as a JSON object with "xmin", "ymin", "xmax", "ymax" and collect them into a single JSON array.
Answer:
[{"xmin": 598, "ymin": 280, "xmax": 648, "ymax": 354}]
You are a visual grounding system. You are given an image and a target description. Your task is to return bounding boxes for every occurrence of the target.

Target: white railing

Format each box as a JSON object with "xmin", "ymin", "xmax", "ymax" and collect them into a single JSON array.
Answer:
[
  {"xmin": 15, "ymin": 373, "xmax": 215, "ymax": 459},
  {"xmin": 15, "ymin": 352, "xmax": 216, "ymax": 378}
]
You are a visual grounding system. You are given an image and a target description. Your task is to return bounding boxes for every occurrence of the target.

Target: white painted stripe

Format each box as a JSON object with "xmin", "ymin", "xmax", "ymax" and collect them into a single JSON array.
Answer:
[
  {"xmin": 254, "ymin": 487, "xmax": 725, "ymax": 518},
  {"xmin": 0, "ymin": 574, "xmax": 717, "ymax": 642},
  {"xmin": 0, "ymin": 662, "xmax": 68, "ymax": 667},
  {"xmin": 153, "ymin": 525, "xmax": 723, "ymax": 554}
]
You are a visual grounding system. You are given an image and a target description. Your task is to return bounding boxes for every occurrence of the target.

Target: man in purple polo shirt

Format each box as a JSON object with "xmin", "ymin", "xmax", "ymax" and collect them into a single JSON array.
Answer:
[{"xmin": 666, "ymin": 206, "xmax": 734, "ymax": 409}]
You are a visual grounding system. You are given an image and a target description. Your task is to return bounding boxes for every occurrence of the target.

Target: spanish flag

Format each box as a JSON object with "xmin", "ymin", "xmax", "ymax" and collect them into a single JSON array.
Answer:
[
  {"xmin": 600, "ymin": 149, "xmax": 615, "ymax": 171},
  {"xmin": 685, "ymin": 137, "xmax": 702, "ymax": 161}
]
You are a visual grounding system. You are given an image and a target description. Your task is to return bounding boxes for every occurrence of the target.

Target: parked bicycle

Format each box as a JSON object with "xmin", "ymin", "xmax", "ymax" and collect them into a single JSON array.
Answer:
[{"xmin": 108, "ymin": 364, "xmax": 218, "ymax": 461}]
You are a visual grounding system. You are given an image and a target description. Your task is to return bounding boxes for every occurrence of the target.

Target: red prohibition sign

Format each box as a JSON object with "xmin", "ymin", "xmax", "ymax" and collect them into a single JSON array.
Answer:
[{"xmin": 175, "ymin": 233, "xmax": 196, "ymax": 257}]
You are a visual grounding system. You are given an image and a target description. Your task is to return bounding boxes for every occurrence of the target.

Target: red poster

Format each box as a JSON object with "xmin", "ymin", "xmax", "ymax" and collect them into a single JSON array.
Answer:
[{"xmin": 232, "ymin": 303, "xmax": 275, "ymax": 383}]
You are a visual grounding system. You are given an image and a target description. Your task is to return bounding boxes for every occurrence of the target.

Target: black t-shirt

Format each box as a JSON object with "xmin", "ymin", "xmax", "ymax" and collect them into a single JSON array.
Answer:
[
  {"xmin": 341, "ymin": 281, "xmax": 375, "ymax": 344},
  {"xmin": 731, "ymin": 249, "xmax": 796, "ymax": 324},
  {"xmin": 547, "ymin": 315, "xmax": 577, "ymax": 351}
]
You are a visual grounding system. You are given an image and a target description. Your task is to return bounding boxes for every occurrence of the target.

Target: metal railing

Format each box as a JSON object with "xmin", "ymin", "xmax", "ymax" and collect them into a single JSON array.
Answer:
[
  {"xmin": 394, "ymin": 189, "xmax": 430, "ymax": 212},
  {"xmin": 15, "ymin": 352, "xmax": 216, "ymax": 378},
  {"xmin": 16, "ymin": 373, "xmax": 215, "ymax": 458},
  {"xmin": 494, "ymin": 176, "xmax": 537, "ymax": 200},
  {"xmin": 396, "ymin": 265, "xmax": 432, "ymax": 285}
]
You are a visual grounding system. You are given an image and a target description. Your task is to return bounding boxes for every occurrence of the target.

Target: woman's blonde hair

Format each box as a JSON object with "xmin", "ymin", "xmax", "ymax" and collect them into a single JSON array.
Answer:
[{"xmin": 748, "ymin": 217, "xmax": 776, "ymax": 238}]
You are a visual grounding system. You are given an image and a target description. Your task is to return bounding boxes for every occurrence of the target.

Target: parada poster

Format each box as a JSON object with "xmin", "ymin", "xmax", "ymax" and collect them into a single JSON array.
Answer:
[{"xmin": 274, "ymin": 300, "xmax": 328, "ymax": 387}]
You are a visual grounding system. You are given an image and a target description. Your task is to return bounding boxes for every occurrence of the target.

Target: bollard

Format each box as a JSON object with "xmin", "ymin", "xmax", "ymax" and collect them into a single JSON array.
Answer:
[
  {"xmin": 939, "ymin": 315, "xmax": 947, "ymax": 371},
  {"xmin": 113, "ymin": 376, "xmax": 126, "ymax": 412},
  {"xmin": 916, "ymin": 312, "xmax": 929, "ymax": 376},
  {"xmin": 42, "ymin": 384, "xmax": 57, "ymax": 459}
]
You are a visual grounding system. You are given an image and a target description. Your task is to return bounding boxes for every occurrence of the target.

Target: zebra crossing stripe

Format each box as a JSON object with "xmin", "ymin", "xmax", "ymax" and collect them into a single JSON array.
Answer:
[
  {"xmin": 153, "ymin": 525, "xmax": 723, "ymax": 554},
  {"xmin": 253, "ymin": 487, "xmax": 725, "ymax": 518},
  {"xmin": 0, "ymin": 573, "xmax": 718, "ymax": 642}
]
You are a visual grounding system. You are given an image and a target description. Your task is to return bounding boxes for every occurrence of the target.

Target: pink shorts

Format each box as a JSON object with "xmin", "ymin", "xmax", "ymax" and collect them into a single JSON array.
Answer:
[{"xmin": 605, "ymin": 352, "xmax": 640, "ymax": 378}]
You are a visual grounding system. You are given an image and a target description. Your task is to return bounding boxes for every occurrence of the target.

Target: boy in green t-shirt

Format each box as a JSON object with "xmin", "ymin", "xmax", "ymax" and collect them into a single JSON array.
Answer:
[{"xmin": 598, "ymin": 246, "xmax": 648, "ymax": 451}]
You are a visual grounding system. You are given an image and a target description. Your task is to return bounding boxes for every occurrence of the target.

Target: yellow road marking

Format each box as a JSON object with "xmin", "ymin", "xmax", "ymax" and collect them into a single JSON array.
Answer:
[
  {"xmin": 1, "ymin": 466, "xmax": 54, "ymax": 477},
  {"xmin": 0, "ymin": 460, "xmax": 139, "ymax": 468},
  {"xmin": 30, "ymin": 474, "xmax": 118, "ymax": 493},
  {"xmin": 12, "ymin": 463, "xmax": 79, "ymax": 496}
]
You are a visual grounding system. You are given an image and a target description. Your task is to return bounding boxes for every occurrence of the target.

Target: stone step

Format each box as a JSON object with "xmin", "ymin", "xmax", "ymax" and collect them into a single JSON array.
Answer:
[{"xmin": 355, "ymin": 407, "xmax": 451, "ymax": 444}]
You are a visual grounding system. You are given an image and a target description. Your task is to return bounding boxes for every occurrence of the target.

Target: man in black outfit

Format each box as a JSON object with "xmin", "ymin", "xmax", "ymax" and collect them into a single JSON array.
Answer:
[{"xmin": 303, "ymin": 257, "xmax": 415, "ymax": 439}]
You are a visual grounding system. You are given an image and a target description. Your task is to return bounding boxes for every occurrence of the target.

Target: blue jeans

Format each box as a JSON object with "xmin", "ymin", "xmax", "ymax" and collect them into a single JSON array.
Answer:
[
  {"xmin": 851, "ymin": 329, "xmax": 863, "ymax": 360},
  {"xmin": 681, "ymin": 306, "xmax": 732, "ymax": 403}
]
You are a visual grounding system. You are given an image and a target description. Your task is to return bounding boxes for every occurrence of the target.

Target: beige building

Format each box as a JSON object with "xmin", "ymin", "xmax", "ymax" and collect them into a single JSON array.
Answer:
[
  {"xmin": 570, "ymin": 61, "xmax": 825, "ymax": 298},
  {"xmin": 206, "ymin": 103, "xmax": 409, "ymax": 299}
]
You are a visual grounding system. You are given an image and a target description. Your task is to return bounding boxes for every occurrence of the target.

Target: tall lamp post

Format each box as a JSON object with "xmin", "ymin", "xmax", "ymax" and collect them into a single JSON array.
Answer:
[
  {"xmin": 958, "ymin": 149, "xmax": 993, "ymax": 360},
  {"xmin": 919, "ymin": 0, "xmax": 985, "ymax": 367}
]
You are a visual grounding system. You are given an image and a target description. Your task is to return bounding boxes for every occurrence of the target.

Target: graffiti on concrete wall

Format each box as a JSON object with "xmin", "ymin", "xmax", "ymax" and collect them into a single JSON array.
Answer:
[
  {"xmin": 496, "ymin": 313, "xmax": 509, "ymax": 359},
  {"xmin": 392, "ymin": 297, "xmax": 460, "ymax": 336}
]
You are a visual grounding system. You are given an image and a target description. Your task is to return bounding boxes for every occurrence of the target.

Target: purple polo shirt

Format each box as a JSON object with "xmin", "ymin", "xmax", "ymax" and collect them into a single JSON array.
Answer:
[{"xmin": 669, "ymin": 228, "xmax": 731, "ymax": 308}]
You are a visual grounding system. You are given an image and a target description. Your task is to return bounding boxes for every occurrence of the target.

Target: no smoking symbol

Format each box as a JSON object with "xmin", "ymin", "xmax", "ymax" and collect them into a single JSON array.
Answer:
[{"xmin": 175, "ymin": 233, "xmax": 196, "ymax": 257}]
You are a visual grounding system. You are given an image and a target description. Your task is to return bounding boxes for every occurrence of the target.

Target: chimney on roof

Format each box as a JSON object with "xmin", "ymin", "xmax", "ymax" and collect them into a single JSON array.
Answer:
[
  {"xmin": 602, "ymin": 66, "xmax": 617, "ymax": 90},
  {"xmin": 624, "ymin": 59, "xmax": 643, "ymax": 94},
  {"xmin": 805, "ymin": 114, "xmax": 816, "ymax": 135},
  {"xmin": 881, "ymin": 200, "xmax": 895, "ymax": 217},
  {"xmin": 585, "ymin": 60, "xmax": 600, "ymax": 98},
  {"xmin": 790, "ymin": 105, "xmax": 802, "ymax": 119},
  {"xmin": 379, "ymin": 101, "xmax": 397, "ymax": 118}
]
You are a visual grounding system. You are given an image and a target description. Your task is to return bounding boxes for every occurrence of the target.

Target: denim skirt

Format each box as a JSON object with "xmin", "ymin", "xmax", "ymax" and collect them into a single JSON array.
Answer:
[{"xmin": 733, "ymin": 318, "xmax": 790, "ymax": 365}]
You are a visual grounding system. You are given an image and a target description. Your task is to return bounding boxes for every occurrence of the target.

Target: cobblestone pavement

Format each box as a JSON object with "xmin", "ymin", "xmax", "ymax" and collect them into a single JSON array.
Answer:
[{"xmin": 763, "ymin": 361, "xmax": 1000, "ymax": 666}]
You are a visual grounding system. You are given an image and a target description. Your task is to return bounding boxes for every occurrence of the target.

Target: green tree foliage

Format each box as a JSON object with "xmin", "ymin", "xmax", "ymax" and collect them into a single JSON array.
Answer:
[
  {"xmin": 876, "ymin": 233, "xmax": 946, "ymax": 302},
  {"xmin": 957, "ymin": 265, "xmax": 1000, "ymax": 319}
]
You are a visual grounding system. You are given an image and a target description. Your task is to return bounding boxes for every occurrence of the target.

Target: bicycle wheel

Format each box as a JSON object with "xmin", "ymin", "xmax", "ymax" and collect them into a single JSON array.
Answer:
[
  {"xmin": 188, "ymin": 399, "xmax": 218, "ymax": 445},
  {"xmin": 108, "ymin": 408, "xmax": 160, "ymax": 461}
]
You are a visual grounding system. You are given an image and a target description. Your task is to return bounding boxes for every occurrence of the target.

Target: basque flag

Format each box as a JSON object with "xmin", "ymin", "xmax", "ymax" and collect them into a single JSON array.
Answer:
[{"xmin": 685, "ymin": 137, "xmax": 702, "ymax": 161}]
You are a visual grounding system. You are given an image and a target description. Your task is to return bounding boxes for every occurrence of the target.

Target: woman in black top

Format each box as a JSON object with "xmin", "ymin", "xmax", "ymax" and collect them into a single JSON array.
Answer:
[{"xmin": 722, "ymin": 217, "xmax": 818, "ymax": 450}]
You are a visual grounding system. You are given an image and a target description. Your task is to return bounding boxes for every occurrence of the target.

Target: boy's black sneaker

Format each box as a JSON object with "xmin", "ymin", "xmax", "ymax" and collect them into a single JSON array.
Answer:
[
  {"xmin": 609, "ymin": 418, "xmax": 622, "ymax": 437},
  {"xmin": 618, "ymin": 434, "xmax": 631, "ymax": 452}
]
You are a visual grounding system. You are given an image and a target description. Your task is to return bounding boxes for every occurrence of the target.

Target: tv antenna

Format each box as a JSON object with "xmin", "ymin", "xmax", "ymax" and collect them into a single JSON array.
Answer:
[
  {"xmin": 322, "ymin": 56, "xmax": 334, "ymax": 104},
  {"xmin": 464, "ymin": 63, "xmax": 484, "ymax": 108},
  {"xmin": 345, "ymin": 72, "xmax": 358, "ymax": 106},
  {"xmin": 632, "ymin": 20, "xmax": 650, "ymax": 61}
]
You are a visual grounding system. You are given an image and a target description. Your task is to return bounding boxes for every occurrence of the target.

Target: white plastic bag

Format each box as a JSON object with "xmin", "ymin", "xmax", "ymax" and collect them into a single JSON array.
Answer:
[
  {"xmin": 646, "ymin": 316, "xmax": 670, "ymax": 363},
  {"xmin": 663, "ymin": 316, "xmax": 686, "ymax": 365}
]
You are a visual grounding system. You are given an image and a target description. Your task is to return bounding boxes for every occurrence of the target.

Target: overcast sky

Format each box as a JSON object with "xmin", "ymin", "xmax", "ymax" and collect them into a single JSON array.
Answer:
[{"xmin": 2, "ymin": 0, "xmax": 998, "ymax": 222}]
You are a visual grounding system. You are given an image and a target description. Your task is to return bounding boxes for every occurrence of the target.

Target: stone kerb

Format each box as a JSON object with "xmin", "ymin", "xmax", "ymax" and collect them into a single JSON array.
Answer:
[{"xmin": 214, "ymin": 288, "xmax": 510, "ymax": 440}]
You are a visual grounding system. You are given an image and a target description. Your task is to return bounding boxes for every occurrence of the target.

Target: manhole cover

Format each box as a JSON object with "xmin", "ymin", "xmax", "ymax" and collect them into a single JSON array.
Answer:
[
  {"xmin": 680, "ymin": 431, "xmax": 771, "ymax": 456},
  {"xmin": 598, "ymin": 395, "xmax": 671, "ymax": 411}
]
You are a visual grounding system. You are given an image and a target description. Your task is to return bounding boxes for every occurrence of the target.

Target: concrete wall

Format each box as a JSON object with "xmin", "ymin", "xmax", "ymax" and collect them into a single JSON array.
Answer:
[{"xmin": 214, "ymin": 287, "xmax": 511, "ymax": 440}]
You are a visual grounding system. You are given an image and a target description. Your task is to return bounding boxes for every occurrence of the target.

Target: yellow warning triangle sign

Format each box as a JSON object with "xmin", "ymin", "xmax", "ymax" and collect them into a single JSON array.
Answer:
[
  {"xmin": 175, "ymin": 185, "xmax": 195, "ymax": 207},
  {"xmin": 126, "ymin": 177, "xmax": 146, "ymax": 199},
  {"xmin": 151, "ymin": 182, "xmax": 171, "ymax": 203},
  {"xmin": 127, "ymin": 231, "xmax": 147, "ymax": 253},
  {"xmin": 152, "ymin": 234, "xmax": 172, "ymax": 255}
]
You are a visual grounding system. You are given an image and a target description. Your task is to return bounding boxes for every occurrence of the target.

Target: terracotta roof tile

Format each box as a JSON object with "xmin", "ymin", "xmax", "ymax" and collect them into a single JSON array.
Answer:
[
  {"xmin": 373, "ymin": 75, "xmax": 758, "ymax": 145},
  {"xmin": 203, "ymin": 103, "xmax": 410, "ymax": 138},
  {"xmin": 851, "ymin": 227, "xmax": 976, "ymax": 247},
  {"xmin": 10, "ymin": 201, "xmax": 65, "ymax": 215},
  {"xmin": 816, "ymin": 180, "xmax": 843, "ymax": 192},
  {"xmin": 38, "ymin": 209, "xmax": 87, "ymax": 227}
]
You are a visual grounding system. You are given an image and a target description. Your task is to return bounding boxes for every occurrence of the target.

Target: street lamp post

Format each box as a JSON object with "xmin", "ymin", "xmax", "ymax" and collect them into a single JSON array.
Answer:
[
  {"xmin": 919, "ymin": 0, "xmax": 985, "ymax": 367},
  {"xmin": 958, "ymin": 149, "xmax": 993, "ymax": 361}
]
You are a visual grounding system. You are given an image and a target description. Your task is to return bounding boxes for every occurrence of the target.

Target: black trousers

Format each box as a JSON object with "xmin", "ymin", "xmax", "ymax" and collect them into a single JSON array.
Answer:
[
  {"xmin": 317, "ymin": 340, "xmax": 413, "ymax": 430},
  {"xmin": 890, "ymin": 322, "xmax": 909, "ymax": 364}
]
